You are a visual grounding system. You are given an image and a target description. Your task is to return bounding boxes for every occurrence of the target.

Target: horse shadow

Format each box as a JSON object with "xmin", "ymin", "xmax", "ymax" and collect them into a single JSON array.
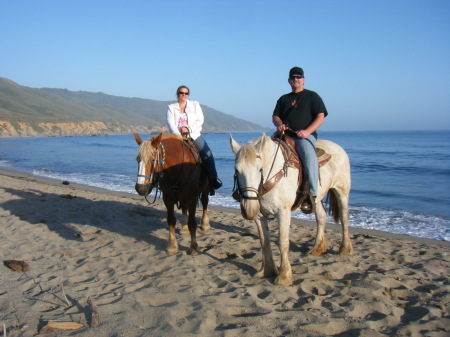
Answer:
[
  {"xmin": 2, "ymin": 184, "xmax": 314, "ymax": 268},
  {"xmin": 1, "ymin": 186, "xmax": 169, "ymax": 251}
]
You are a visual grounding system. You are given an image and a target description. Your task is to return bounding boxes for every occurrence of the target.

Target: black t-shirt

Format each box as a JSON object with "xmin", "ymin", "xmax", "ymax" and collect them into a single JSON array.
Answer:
[{"xmin": 272, "ymin": 89, "xmax": 328, "ymax": 138}]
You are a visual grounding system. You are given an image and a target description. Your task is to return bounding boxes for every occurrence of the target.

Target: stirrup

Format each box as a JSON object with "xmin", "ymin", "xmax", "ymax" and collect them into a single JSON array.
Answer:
[
  {"xmin": 212, "ymin": 178, "xmax": 222, "ymax": 189},
  {"xmin": 300, "ymin": 195, "xmax": 316, "ymax": 214}
]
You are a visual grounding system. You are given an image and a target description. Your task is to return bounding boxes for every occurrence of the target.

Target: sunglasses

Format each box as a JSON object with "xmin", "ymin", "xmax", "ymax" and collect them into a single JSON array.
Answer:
[
  {"xmin": 290, "ymin": 75, "xmax": 304, "ymax": 79},
  {"xmin": 179, "ymin": 92, "xmax": 189, "ymax": 95}
]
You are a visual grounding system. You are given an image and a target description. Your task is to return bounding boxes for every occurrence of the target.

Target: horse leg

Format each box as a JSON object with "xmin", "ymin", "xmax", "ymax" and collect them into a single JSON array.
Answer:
[
  {"xmin": 186, "ymin": 200, "xmax": 199, "ymax": 255},
  {"xmin": 310, "ymin": 200, "xmax": 327, "ymax": 256},
  {"xmin": 337, "ymin": 192, "xmax": 354, "ymax": 255},
  {"xmin": 165, "ymin": 201, "xmax": 179, "ymax": 255},
  {"xmin": 200, "ymin": 191, "xmax": 210, "ymax": 231},
  {"xmin": 275, "ymin": 209, "xmax": 293, "ymax": 286},
  {"xmin": 180, "ymin": 206, "xmax": 189, "ymax": 235},
  {"xmin": 253, "ymin": 216, "xmax": 278, "ymax": 279}
]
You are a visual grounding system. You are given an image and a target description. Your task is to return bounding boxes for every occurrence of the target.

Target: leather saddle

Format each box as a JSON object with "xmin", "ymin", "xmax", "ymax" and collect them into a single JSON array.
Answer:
[
  {"xmin": 181, "ymin": 136, "xmax": 213, "ymax": 193},
  {"xmin": 181, "ymin": 136, "xmax": 201, "ymax": 163},
  {"xmin": 272, "ymin": 131, "xmax": 332, "ymax": 214}
]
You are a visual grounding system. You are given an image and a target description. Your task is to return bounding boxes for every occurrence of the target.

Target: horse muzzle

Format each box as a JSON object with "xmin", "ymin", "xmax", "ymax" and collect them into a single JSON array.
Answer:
[
  {"xmin": 135, "ymin": 182, "xmax": 153, "ymax": 196},
  {"xmin": 240, "ymin": 199, "xmax": 260, "ymax": 220}
]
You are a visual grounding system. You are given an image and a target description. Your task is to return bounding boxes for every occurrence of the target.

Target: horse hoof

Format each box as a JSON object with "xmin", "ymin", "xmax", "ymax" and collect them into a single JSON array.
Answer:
[
  {"xmin": 274, "ymin": 276, "xmax": 293, "ymax": 286},
  {"xmin": 187, "ymin": 248, "xmax": 199, "ymax": 256},
  {"xmin": 167, "ymin": 247, "xmax": 179, "ymax": 255},
  {"xmin": 180, "ymin": 225, "xmax": 190, "ymax": 235},
  {"xmin": 254, "ymin": 269, "xmax": 278, "ymax": 279},
  {"xmin": 339, "ymin": 246, "xmax": 354, "ymax": 255},
  {"xmin": 309, "ymin": 248, "xmax": 325, "ymax": 256},
  {"xmin": 200, "ymin": 225, "xmax": 211, "ymax": 231}
]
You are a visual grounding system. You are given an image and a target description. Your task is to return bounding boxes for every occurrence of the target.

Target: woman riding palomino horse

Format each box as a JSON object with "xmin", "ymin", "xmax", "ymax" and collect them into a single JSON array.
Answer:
[
  {"xmin": 230, "ymin": 134, "xmax": 353, "ymax": 286},
  {"xmin": 134, "ymin": 133, "xmax": 210, "ymax": 255},
  {"xmin": 166, "ymin": 85, "xmax": 222, "ymax": 195}
]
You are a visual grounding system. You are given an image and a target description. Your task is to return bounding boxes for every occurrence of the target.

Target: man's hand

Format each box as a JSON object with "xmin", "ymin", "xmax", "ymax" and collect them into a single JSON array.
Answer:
[
  {"xmin": 276, "ymin": 123, "xmax": 288, "ymax": 132},
  {"xmin": 296, "ymin": 130, "xmax": 311, "ymax": 139}
]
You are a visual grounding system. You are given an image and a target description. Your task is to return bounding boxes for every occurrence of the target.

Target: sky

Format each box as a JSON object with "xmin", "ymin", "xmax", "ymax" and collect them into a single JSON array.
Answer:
[{"xmin": 1, "ymin": 0, "xmax": 449, "ymax": 131}]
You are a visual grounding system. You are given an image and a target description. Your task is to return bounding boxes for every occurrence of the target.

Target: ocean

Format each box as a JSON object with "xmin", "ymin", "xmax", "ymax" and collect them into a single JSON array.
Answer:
[{"xmin": 0, "ymin": 130, "xmax": 449, "ymax": 241}]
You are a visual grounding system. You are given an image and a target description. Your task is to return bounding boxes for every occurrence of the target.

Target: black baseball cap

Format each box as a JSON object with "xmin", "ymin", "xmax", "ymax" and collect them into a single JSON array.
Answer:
[{"xmin": 289, "ymin": 67, "xmax": 304, "ymax": 77}]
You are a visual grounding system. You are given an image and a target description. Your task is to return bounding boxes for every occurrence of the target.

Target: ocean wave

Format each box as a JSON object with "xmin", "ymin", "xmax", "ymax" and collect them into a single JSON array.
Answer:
[
  {"xmin": 347, "ymin": 205, "xmax": 450, "ymax": 241},
  {"xmin": 24, "ymin": 169, "xmax": 450, "ymax": 242}
]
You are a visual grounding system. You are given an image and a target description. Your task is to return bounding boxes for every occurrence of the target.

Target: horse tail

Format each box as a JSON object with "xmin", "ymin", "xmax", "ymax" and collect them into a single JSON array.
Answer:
[{"xmin": 326, "ymin": 190, "xmax": 340, "ymax": 223}]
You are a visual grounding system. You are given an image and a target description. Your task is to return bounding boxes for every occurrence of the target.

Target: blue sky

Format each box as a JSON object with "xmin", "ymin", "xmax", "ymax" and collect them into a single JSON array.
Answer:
[{"xmin": 1, "ymin": 0, "xmax": 449, "ymax": 131}]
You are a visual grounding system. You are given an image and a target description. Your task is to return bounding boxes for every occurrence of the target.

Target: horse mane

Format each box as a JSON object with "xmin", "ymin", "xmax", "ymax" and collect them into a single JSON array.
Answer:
[
  {"xmin": 138, "ymin": 139, "xmax": 156, "ymax": 163},
  {"xmin": 236, "ymin": 143, "xmax": 259, "ymax": 164},
  {"xmin": 236, "ymin": 136, "xmax": 273, "ymax": 165},
  {"xmin": 138, "ymin": 134, "xmax": 183, "ymax": 163}
]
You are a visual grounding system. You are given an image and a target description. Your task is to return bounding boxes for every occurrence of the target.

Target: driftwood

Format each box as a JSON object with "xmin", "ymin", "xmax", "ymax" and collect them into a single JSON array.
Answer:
[
  {"xmin": 87, "ymin": 297, "xmax": 100, "ymax": 327},
  {"xmin": 39, "ymin": 321, "xmax": 85, "ymax": 333},
  {"xmin": 3, "ymin": 260, "xmax": 29, "ymax": 272}
]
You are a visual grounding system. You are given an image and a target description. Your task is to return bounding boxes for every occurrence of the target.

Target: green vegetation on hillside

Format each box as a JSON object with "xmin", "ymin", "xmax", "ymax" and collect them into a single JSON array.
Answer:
[{"xmin": 0, "ymin": 77, "xmax": 266, "ymax": 134}]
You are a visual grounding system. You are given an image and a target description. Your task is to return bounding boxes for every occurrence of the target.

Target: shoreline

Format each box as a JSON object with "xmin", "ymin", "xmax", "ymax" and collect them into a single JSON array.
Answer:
[
  {"xmin": 1, "ymin": 166, "xmax": 449, "ymax": 336},
  {"xmin": 1, "ymin": 166, "xmax": 448, "ymax": 248}
]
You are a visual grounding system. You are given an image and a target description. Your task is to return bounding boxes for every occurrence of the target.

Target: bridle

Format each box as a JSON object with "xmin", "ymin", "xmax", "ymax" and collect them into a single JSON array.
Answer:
[
  {"xmin": 137, "ymin": 143, "xmax": 166, "ymax": 203},
  {"xmin": 232, "ymin": 142, "xmax": 284, "ymax": 201},
  {"xmin": 232, "ymin": 133, "xmax": 300, "ymax": 202},
  {"xmin": 232, "ymin": 155, "xmax": 264, "ymax": 201}
]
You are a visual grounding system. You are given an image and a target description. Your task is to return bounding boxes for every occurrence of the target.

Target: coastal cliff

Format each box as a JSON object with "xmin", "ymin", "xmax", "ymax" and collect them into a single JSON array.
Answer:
[
  {"xmin": 0, "ymin": 77, "xmax": 267, "ymax": 137},
  {"xmin": 0, "ymin": 120, "xmax": 166, "ymax": 137}
]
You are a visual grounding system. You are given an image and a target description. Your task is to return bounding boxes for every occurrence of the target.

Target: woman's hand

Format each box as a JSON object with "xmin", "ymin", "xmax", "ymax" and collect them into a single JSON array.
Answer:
[{"xmin": 180, "ymin": 126, "xmax": 189, "ymax": 135}]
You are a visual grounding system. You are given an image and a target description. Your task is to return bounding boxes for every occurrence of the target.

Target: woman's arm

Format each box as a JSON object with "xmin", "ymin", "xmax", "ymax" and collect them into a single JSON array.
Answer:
[
  {"xmin": 188, "ymin": 101, "xmax": 204, "ymax": 135},
  {"xmin": 166, "ymin": 104, "xmax": 181, "ymax": 135}
]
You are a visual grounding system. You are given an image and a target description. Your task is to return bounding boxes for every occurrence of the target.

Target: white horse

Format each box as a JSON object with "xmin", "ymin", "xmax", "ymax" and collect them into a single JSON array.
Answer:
[{"xmin": 230, "ymin": 134, "xmax": 353, "ymax": 286}]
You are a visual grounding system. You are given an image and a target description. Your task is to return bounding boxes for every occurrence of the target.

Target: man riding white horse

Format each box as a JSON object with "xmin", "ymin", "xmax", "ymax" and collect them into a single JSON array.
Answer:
[{"xmin": 272, "ymin": 66, "xmax": 327, "ymax": 213}]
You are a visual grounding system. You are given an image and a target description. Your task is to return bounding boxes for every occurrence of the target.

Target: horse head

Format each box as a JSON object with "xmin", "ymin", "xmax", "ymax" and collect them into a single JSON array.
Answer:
[
  {"xmin": 134, "ymin": 133, "xmax": 163, "ymax": 196},
  {"xmin": 230, "ymin": 134, "xmax": 271, "ymax": 220}
]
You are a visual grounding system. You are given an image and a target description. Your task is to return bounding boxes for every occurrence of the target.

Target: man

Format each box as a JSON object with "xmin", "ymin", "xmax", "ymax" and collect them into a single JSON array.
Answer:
[{"xmin": 272, "ymin": 66, "xmax": 327, "ymax": 211}]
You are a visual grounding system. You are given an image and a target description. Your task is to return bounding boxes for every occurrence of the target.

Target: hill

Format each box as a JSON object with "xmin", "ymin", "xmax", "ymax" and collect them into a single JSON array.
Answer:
[{"xmin": 0, "ymin": 77, "xmax": 267, "ymax": 137}]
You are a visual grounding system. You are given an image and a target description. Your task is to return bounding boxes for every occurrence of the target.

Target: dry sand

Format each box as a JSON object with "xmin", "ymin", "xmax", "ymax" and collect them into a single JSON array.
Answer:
[{"xmin": 0, "ymin": 167, "xmax": 449, "ymax": 336}]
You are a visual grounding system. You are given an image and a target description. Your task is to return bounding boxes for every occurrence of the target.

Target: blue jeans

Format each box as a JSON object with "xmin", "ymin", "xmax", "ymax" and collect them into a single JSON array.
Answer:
[
  {"xmin": 294, "ymin": 135, "xmax": 318, "ymax": 196},
  {"xmin": 192, "ymin": 135, "xmax": 218, "ymax": 178}
]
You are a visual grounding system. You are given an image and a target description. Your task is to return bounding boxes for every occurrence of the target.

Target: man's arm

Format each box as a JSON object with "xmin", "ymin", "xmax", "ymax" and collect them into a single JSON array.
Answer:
[
  {"xmin": 273, "ymin": 115, "xmax": 288, "ymax": 132},
  {"xmin": 296, "ymin": 113, "xmax": 325, "ymax": 139}
]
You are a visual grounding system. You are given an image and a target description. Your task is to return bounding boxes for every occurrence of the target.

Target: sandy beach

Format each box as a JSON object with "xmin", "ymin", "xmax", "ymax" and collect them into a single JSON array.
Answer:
[{"xmin": 0, "ymin": 167, "xmax": 449, "ymax": 336}]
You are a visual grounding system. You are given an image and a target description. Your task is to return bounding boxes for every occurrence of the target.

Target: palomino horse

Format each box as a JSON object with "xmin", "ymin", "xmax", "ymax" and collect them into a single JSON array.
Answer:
[
  {"xmin": 230, "ymin": 134, "xmax": 353, "ymax": 286},
  {"xmin": 134, "ymin": 133, "xmax": 210, "ymax": 255}
]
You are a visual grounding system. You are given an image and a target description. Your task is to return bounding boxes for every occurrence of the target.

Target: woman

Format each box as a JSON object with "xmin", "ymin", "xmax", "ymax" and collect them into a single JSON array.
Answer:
[{"xmin": 166, "ymin": 85, "xmax": 222, "ymax": 194}]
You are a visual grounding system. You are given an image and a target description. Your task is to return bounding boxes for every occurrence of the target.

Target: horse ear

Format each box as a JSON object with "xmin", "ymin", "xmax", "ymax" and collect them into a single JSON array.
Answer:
[
  {"xmin": 134, "ymin": 133, "xmax": 143, "ymax": 145},
  {"xmin": 151, "ymin": 133, "xmax": 163, "ymax": 147},
  {"xmin": 261, "ymin": 133, "xmax": 270, "ymax": 149},
  {"xmin": 229, "ymin": 134, "xmax": 241, "ymax": 154}
]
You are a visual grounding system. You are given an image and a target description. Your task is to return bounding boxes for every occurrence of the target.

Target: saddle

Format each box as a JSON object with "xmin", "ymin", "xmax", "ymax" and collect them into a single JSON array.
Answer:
[
  {"xmin": 181, "ymin": 136, "xmax": 212, "ymax": 193},
  {"xmin": 181, "ymin": 136, "xmax": 201, "ymax": 163},
  {"xmin": 272, "ymin": 131, "xmax": 332, "ymax": 214}
]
